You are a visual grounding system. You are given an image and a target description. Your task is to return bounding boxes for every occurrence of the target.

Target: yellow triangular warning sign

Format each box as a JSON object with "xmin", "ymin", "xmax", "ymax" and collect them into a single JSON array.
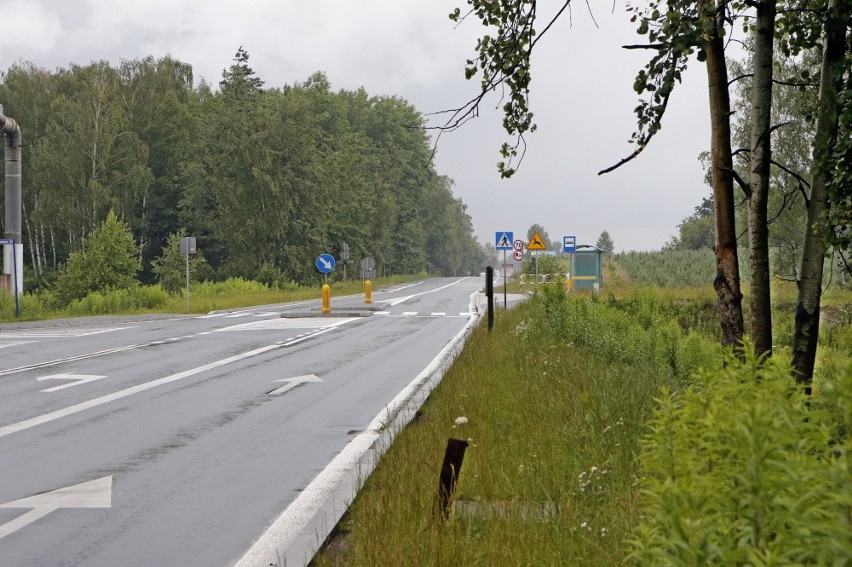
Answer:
[{"xmin": 527, "ymin": 231, "xmax": 547, "ymax": 251}]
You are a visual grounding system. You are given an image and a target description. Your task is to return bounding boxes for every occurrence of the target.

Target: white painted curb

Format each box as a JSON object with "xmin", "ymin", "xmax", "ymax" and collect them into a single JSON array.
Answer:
[{"xmin": 234, "ymin": 292, "xmax": 485, "ymax": 567}]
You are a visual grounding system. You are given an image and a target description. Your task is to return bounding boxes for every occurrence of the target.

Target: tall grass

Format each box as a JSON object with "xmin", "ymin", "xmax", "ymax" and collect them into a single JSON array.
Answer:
[
  {"xmin": 312, "ymin": 285, "xmax": 725, "ymax": 566},
  {"xmin": 312, "ymin": 284, "xmax": 851, "ymax": 566}
]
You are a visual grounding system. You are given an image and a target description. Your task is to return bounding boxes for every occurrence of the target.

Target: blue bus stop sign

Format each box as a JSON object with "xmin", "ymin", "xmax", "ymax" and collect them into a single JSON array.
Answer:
[{"xmin": 316, "ymin": 254, "xmax": 335, "ymax": 274}]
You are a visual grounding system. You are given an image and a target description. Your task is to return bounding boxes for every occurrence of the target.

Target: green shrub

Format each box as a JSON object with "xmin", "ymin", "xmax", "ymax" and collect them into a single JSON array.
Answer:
[
  {"xmin": 0, "ymin": 291, "xmax": 55, "ymax": 320},
  {"xmin": 63, "ymin": 285, "xmax": 169, "ymax": 315},
  {"xmin": 53, "ymin": 211, "xmax": 141, "ymax": 306},
  {"xmin": 151, "ymin": 232, "xmax": 208, "ymax": 294},
  {"xmin": 630, "ymin": 349, "xmax": 852, "ymax": 565}
]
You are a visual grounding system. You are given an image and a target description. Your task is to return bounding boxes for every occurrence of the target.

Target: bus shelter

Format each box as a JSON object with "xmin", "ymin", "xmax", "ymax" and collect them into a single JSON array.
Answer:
[{"xmin": 568, "ymin": 245, "xmax": 604, "ymax": 291}]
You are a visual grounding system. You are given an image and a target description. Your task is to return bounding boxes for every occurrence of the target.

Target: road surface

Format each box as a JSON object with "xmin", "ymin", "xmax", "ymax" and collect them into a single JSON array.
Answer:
[{"xmin": 0, "ymin": 277, "xmax": 484, "ymax": 566}]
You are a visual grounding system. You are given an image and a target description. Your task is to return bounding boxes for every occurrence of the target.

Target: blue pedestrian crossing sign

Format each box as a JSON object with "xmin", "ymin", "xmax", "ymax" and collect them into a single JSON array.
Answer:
[
  {"xmin": 316, "ymin": 253, "xmax": 335, "ymax": 274},
  {"xmin": 495, "ymin": 232, "xmax": 513, "ymax": 250}
]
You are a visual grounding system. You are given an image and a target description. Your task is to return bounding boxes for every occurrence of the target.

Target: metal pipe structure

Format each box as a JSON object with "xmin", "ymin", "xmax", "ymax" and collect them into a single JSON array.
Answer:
[{"xmin": 0, "ymin": 104, "xmax": 23, "ymax": 298}]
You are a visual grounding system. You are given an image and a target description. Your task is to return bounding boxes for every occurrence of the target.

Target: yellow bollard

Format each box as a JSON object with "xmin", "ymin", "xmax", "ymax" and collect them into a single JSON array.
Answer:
[
  {"xmin": 365, "ymin": 280, "xmax": 372, "ymax": 304},
  {"xmin": 322, "ymin": 283, "xmax": 331, "ymax": 313}
]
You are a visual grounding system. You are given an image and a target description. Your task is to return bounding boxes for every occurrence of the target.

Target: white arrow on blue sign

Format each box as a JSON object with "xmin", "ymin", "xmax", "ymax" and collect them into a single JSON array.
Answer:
[
  {"xmin": 316, "ymin": 254, "xmax": 335, "ymax": 274},
  {"xmin": 495, "ymin": 232, "xmax": 513, "ymax": 250}
]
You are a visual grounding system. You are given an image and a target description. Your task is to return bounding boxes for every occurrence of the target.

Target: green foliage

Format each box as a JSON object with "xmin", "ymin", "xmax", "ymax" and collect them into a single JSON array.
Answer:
[
  {"xmin": 53, "ymin": 211, "xmax": 141, "ymax": 306},
  {"xmin": 151, "ymin": 232, "xmax": 208, "ymax": 294},
  {"xmin": 630, "ymin": 350, "xmax": 852, "ymax": 565},
  {"xmin": 520, "ymin": 253, "xmax": 566, "ymax": 275},
  {"xmin": 449, "ymin": 1, "xmax": 537, "ymax": 177},
  {"xmin": 2, "ymin": 54, "xmax": 488, "ymax": 288},
  {"xmin": 526, "ymin": 223, "xmax": 555, "ymax": 250},
  {"xmin": 596, "ymin": 230, "xmax": 615, "ymax": 253},
  {"xmin": 666, "ymin": 196, "xmax": 714, "ymax": 251},
  {"xmin": 612, "ymin": 249, "xmax": 717, "ymax": 288},
  {"xmin": 63, "ymin": 285, "xmax": 169, "ymax": 315},
  {"xmin": 0, "ymin": 290, "xmax": 51, "ymax": 320},
  {"xmin": 520, "ymin": 284, "xmax": 722, "ymax": 384}
]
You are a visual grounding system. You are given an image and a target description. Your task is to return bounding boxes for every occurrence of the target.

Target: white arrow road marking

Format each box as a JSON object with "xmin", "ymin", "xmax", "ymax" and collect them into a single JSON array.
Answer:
[
  {"xmin": 0, "ymin": 476, "xmax": 112, "ymax": 540},
  {"xmin": 0, "ymin": 326, "xmax": 345, "ymax": 440},
  {"xmin": 38, "ymin": 373, "xmax": 106, "ymax": 393},
  {"xmin": 269, "ymin": 374, "xmax": 323, "ymax": 396}
]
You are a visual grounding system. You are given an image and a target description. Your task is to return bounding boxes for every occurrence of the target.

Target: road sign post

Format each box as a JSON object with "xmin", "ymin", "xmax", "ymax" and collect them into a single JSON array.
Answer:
[
  {"xmin": 341, "ymin": 242, "xmax": 350, "ymax": 281},
  {"xmin": 527, "ymin": 232, "xmax": 547, "ymax": 288},
  {"xmin": 563, "ymin": 236, "xmax": 576, "ymax": 290},
  {"xmin": 179, "ymin": 237, "xmax": 197, "ymax": 313},
  {"xmin": 496, "ymin": 232, "xmax": 514, "ymax": 309}
]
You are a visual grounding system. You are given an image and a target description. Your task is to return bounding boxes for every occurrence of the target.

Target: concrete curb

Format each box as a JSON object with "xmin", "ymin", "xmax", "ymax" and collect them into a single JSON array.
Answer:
[{"xmin": 233, "ymin": 292, "xmax": 485, "ymax": 567}]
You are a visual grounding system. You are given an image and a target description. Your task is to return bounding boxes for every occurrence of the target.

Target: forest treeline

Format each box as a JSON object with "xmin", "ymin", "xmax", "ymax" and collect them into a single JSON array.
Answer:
[{"xmin": 0, "ymin": 49, "xmax": 491, "ymax": 292}]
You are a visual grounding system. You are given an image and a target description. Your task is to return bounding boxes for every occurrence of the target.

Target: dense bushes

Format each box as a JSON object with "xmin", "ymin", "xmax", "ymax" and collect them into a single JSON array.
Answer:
[
  {"xmin": 52, "ymin": 211, "xmax": 141, "ymax": 306},
  {"xmin": 520, "ymin": 284, "xmax": 722, "ymax": 384},
  {"xmin": 630, "ymin": 351, "xmax": 852, "ymax": 564}
]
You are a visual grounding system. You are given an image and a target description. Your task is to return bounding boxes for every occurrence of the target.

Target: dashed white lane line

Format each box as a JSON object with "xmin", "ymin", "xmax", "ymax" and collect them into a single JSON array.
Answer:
[{"xmin": 215, "ymin": 318, "xmax": 355, "ymax": 332}]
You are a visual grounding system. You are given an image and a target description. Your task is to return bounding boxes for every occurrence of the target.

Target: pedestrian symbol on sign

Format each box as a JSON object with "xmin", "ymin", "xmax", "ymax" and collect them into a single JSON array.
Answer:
[{"xmin": 495, "ymin": 231, "xmax": 514, "ymax": 250}]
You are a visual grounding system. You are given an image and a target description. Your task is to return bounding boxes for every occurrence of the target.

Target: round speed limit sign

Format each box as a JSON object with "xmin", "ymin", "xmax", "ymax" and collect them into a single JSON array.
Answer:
[{"xmin": 512, "ymin": 239, "xmax": 524, "ymax": 251}]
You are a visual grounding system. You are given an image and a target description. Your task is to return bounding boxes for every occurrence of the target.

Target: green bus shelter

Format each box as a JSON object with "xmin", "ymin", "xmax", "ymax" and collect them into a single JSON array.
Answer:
[{"xmin": 568, "ymin": 245, "xmax": 604, "ymax": 291}]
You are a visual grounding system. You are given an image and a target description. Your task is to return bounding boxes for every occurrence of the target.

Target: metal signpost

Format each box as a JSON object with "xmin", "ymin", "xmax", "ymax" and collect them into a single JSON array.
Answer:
[
  {"xmin": 496, "ymin": 232, "xmax": 513, "ymax": 308},
  {"xmin": 341, "ymin": 242, "xmax": 350, "ymax": 281},
  {"xmin": 563, "ymin": 235, "xmax": 576, "ymax": 290},
  {"xmin": 0, "ymin": 237, "xmax": 19, "ymax": 317},
  {"xmin": 527, "ymin": 231, "xmax": 547, "ymax": 287},
  {"xmin": 360, "ymin": 256, "xmax": 375, "ymax": 281},
  {"xmin": 179, "ymin": 237, "xmax": 197, "ymax": 313}
]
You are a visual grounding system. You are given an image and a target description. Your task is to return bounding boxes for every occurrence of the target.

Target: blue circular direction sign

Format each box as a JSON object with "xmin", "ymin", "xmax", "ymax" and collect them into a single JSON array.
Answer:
[{"xmin": 316, "ymin": 254, "xmax": 336, "ymax": 274}]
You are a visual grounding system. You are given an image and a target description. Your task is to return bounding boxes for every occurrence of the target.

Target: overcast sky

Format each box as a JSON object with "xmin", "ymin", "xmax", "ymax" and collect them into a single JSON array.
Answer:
[{"xmin": 1, "ymin": 0, "xmax": 716, "ymax": 252}]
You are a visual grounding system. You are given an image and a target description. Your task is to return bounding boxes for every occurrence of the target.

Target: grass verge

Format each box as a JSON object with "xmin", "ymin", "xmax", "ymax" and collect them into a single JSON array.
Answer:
[{"xmin": 311, "ymin": 286, "xmax": 723, "ymax": 566}]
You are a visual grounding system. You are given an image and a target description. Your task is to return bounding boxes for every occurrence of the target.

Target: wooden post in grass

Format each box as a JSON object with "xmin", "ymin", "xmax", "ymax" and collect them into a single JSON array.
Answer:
[{"xmin": 438, "ymin": 438, "xmax": 469, "ymax": 517}]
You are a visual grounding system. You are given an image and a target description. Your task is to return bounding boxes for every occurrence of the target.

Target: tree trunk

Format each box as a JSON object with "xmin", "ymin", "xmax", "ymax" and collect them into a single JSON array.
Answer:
[
  {"xmin": 748, "ymin": 0, "xmax": 777, "ymax": 357},
  {"xmin": 705, "ymin": 3, "xmax": 745, "ymax": 348},
  {"xmin": 793, "ymin": 0, "xmax": 848, "ymax": 388}
]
